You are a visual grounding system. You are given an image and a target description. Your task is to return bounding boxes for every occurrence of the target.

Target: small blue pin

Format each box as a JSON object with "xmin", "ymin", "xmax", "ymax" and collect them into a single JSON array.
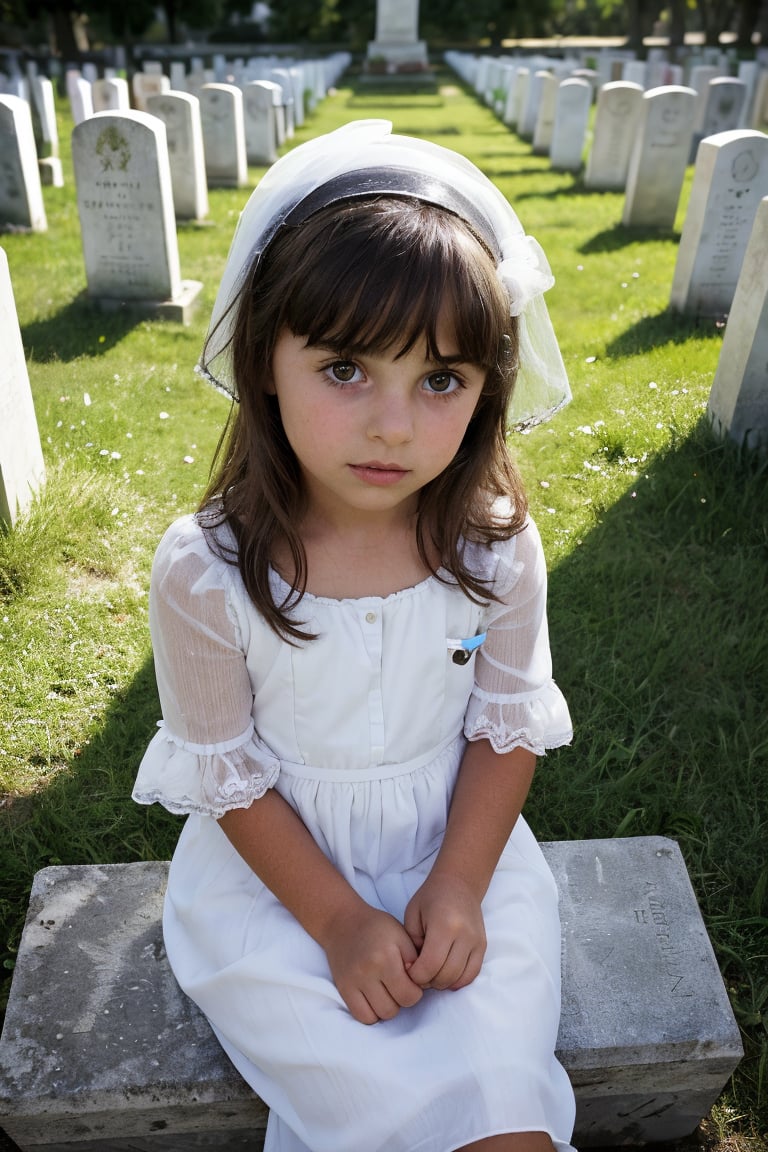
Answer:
[{"xmin": 447, "ymin": 632, "xmax": 487, "ymax": 665}]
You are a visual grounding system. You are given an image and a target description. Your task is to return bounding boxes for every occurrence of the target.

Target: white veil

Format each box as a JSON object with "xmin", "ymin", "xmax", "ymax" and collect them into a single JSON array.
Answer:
[{"xmin": 198, "ymin": 119, "xmax": 571, "ymax": 431}]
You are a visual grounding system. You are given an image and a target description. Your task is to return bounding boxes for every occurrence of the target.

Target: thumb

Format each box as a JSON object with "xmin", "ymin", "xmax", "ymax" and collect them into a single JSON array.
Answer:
[{"xmin": 403, "ymin": 899, "xmax": 425, "ymax": 950}]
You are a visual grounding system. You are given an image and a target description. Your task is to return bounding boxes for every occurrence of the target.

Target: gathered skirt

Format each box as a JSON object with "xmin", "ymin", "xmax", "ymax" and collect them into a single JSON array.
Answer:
[{"xmin": 163, "ymin": 733, "xmax": 576, "ymax": 1152}]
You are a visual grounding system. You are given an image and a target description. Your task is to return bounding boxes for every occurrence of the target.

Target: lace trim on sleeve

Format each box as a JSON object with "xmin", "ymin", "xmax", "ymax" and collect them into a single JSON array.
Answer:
[
  {"xmin": 464, "ymin": 679, "xmax": 573, "ymax": 756},
  {"xmin": 132, "ymin": 720, "xmax": 281, "ymax": 818}
]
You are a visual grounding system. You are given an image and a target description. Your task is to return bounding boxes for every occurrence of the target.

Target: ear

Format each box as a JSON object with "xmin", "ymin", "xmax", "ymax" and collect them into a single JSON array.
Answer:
[{"xmin": 264, "ymin": 373, "xmax": 277, "ymax": 395}]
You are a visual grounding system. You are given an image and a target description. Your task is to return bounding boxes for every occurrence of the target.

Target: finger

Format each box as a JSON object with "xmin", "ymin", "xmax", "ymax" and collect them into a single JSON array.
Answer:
[
  {"xmin": 402, "ymin": 903, "xmax": 425, "ymax": 950},
  {"xmin": 449, "ymin": 947, "xmax": 485, "ymax": 991},
  {"xmin": 386, "ymin": 967, "xmax": 424, "ymax": 1009},
  {"xmin": 366, "ymin": 982, "xmax": 405, "ymax": 1022},
  {"xmin": 425, "ymin": 941, "xmax": 473, "ymax": 991},
  {"xmin": 407, "ymin": 934, "xmax": 452, "ymax": 987},
  {"xmin": 343, "ymin": 988, "xmax": 381, "ymax": 1026}
]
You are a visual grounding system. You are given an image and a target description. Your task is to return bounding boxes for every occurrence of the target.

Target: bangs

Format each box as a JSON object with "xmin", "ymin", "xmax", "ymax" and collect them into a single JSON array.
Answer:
[{"xmin": 270, "ymin": 197, "xmax": 510, "ymax": 369}]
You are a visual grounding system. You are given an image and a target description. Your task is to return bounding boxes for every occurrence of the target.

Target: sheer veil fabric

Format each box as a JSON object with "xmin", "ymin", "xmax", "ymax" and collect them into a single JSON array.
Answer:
[{"xmin": 196, "ymin": 119, "xmax": 571, "ymax": 431}]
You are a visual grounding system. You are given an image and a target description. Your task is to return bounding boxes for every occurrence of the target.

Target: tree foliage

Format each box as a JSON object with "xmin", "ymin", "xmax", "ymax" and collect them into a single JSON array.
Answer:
[{"xmin": 3, "ymin": 0, "xmax": 766, "ymax": 55}]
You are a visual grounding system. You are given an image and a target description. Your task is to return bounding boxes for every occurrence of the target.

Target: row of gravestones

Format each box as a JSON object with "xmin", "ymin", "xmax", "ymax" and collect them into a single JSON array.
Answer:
[
  {"xmin": 0, "ymin": 54, "xmax": 350, "ymax": 233},
  {"xmin": 447, "ymin": 50, "xmax": 768, "ymax": 193},
  {"xmin": 445, "ymin": 51, "xmax": 768, "ymax": 455},
  {"xmin": 0, "ymin": 53, "xmax": 349, "ymax": 528}
]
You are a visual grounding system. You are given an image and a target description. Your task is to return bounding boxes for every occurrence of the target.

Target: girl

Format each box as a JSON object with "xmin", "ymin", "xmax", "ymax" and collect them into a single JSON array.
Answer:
[{"xmin": 133, "ymin": 120, "xmax": 576, "ymax": 1152}]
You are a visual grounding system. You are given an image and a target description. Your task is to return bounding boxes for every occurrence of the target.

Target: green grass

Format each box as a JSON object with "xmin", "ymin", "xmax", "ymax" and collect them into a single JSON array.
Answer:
[{"xmin": 1, "ymin": 70, "xmax": 767, "ymax": 1148}]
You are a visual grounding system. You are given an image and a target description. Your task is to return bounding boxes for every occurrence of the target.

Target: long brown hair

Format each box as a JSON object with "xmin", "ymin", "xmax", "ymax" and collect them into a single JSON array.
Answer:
[{"xmin": 199, "ymin": 195, "xmax": 528, "ymax": 641}]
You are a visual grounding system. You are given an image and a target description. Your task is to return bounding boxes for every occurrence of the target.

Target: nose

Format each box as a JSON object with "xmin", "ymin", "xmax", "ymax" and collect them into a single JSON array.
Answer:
[{"xmin": 366, "ymin": 385, "xmax": 415, "ymax": 446}]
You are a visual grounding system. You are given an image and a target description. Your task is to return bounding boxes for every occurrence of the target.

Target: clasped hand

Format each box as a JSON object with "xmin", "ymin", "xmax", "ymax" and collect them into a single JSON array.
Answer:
[{"xmin": 323, "ymin": 874, "xmax": 486, "ymax": 1025}]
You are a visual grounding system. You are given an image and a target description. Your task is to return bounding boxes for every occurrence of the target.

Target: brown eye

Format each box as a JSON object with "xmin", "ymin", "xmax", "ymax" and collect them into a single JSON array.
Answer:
[
  {"xmin": 330, "ymin": 362, "xmax": 357, "ymax": 383},
  {"xmin": 424, "ymin": 371, "xmax": 459, "ymax": 395}
]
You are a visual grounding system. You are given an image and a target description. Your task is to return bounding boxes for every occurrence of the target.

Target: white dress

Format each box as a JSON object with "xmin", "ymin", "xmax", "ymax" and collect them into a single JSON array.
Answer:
[{"xmin": 133, "ymin": 510, "xmax": 577, "ymax": 1152}]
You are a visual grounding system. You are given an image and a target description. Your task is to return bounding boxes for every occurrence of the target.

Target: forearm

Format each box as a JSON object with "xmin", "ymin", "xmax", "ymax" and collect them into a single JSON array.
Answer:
[
  {"xmin": 431, "ymin": 738, "xmax": 536, "ymax": 900},
  {"xmin": 218, "ymin": 789, "xmax": 365, "ymax": 948}
]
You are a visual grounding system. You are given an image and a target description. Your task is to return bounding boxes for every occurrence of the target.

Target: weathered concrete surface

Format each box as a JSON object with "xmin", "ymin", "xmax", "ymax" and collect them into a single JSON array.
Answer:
[
  {"xmin": 543, "ymin": 837, "xmax": 743, "ymax": 1145},
  {"xmin": 0, "ymin": 838, "xmax": 742, "ymax": 1149},
  {"xmin": 0, "ymin": 862, "xmax": 266, "ymax": 1150}
]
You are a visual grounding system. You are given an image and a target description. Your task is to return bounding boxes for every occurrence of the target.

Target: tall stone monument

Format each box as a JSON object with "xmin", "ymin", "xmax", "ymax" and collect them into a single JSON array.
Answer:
[{"xmin": 367, "ymin": 0, "xmax": 428, "ymax": 72}]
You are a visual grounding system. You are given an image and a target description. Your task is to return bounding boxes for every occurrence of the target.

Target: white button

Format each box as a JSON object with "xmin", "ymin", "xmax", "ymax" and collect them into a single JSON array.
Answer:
[{"xmin": 365, "ymin": 611, "xmax": 377, "ymax": 624}]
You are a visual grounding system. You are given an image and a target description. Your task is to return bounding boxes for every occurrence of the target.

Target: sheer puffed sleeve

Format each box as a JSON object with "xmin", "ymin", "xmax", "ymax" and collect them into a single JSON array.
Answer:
[
  {"xmin": 464, "ymin": 515, "xmax": 572, "ymax": 756},
  {"xmin": 132, "ymin": 515, "xmax": 280, "ymax": 817}
]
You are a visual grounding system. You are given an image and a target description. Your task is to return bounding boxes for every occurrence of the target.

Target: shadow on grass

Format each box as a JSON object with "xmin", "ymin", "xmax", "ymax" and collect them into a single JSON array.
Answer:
[
  {"xmin": 21, "ymin": 296, "xmax": 147, "ymax": 363},
  {"xmin": 493, "ymin": 168, "xmax": 574, "ymax": 186},
  {"xmin": 579, "ymin": 223, "xmax": 680, "ymax": 253},
  {"xmin": 605, "ymin": 308, "xmax": 725, "ymax": 357},
  {"xmin": 535, "ymin": 418, "xmax": 767, "ymax": 1131}
]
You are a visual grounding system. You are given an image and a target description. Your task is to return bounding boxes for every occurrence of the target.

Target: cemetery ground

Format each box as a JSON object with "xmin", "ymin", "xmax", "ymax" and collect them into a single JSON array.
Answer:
[{"xmin": 1, "ymin": 67, "xmax": 767, "ymax": 1150}]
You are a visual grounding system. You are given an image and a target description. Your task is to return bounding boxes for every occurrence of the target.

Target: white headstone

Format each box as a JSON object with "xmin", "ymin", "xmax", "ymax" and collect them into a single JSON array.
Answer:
[
  {"xmin": 501, "ymin": 66, "xmax": 520, "ymax": 127},
  {"xmin": 268, "ymin": 69, "xmax": 295, "ymax": 140},
  {"xmin": 624, "ymin": 59, "xmax": 647, "ymax": 88},
  {"xmin": 532, "ymin": 73, "xmax": 560, "ymax": 155},
  {"xmin": 199, "ymin": 84, "xmax": 248, "ymax": 188},
  {"xmin": 751, "ymin": 69, "xmax": 768, "ymax": 132},
  {"xmin": 689, "ymin": 64, "xmax": 722, "ymax": 129},
  {"xmin": 71, "ymin": 111, "xmax": 202, "ymax": 319},
  {"xmin": 622, "ymin": 86, "xmax": 698, "ymax": 229},
  {"xmin": 146, "ymin": 92, "xmax": 208, "ymax": 222},
  {"xmin": 736, "ymin": 61, "xmax": 757, "ymax": 127},
  {"xmin": 132, "ymin": 72, "xmax": 170, "ymax": 112},
  {"xmin": 518, "ymin": 70, "xmax": 550, "ymax": 139},
  {"xmin": 185, "ymin": 70, "xmax": 206, "ymax": 100},
  {"xmin": 169, "ymin": 61, "xmax": 187, "ymax": 92},
  {"xmin": 707, "ymin": 195, "xmax": 768, "ymax": 452},
  {"xmin": 288, "ymin": 67, "xmax": 305, "ymax": 127},
  {"xmin": 474, "ymin": 56, "xmax": 491, "ymax": 97},
  {"xmin": 550, "ymin": 78, "xmax": 592, "ymax": 171},
  {"xmin": 243, "ymin": 81, "xmax": 279, "ymax": 166},
  {"xmin": 0, "ymin": 95, "xmax": 47, "ymax": 232},
  {"xmin": 68, "ymin": 74, "xmax": 93, "ymax": 126},
  {"xmin": 29, "ymin": 75, "xmax": 58, "ymax": 158},
  {"xmin": 92, "ymin": 77, "xmax": 130, "ymax": 113},
  {"xmin": 689, "ymin": 78, "xmax": 747, "ymax": 162},
  {"xmin": 0, "ymin": 247, "xmax": 45, "ymax": 527},
  {"xmin": 508, "ymin": 67, "xmax": 529, "ymax": 129},
  {"xmin": 670, "ymin": 130, "xmax": 768, "ymax": 317},
  {"xmin": 585, "ymin": 81, "xmax": 644, "ymax": 190}
]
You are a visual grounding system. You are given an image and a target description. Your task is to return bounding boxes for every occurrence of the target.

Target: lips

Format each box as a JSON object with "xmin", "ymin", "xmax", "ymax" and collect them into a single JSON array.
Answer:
[{"xmin": 348, "ymin": 462, "xmax": 410, "ymax": 486}]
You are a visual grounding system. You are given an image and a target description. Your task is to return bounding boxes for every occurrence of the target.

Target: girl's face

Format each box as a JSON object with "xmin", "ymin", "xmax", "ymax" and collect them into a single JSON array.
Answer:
[{"xmin": 268, "ymin": 311, "xmax": 486, "ymax": 527}]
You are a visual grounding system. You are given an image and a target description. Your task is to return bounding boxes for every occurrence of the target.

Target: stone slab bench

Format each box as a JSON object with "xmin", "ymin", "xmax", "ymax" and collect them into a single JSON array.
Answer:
[{"xmin": 0, "ymin": 837, "xmax": 743, "ymax": 1151}]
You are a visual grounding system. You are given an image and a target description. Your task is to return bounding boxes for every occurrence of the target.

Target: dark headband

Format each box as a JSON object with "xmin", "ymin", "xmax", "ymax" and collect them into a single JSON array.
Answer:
[{"xmin": 279, "ymin": 166, "xmax": 504, "ymax": 262}]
